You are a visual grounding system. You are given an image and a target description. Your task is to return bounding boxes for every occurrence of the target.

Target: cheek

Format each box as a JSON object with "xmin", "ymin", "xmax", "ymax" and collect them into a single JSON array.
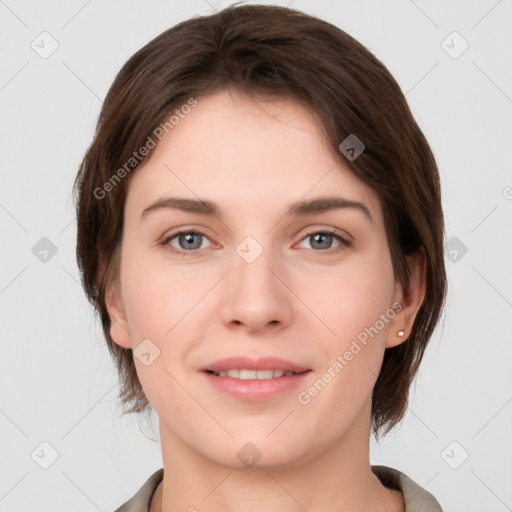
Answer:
[
  {"xmin": 120, "ymin": 245, "xmax": 204, "ymax": 341},
  {"xmin": 296, "ymin": 253, "xmax": 396, "ymax": 401},
  {"xmin": 298, "ymin": 254, "xmax": 395, "ymax": 342},
  {"xmin": 119, "ymin": 256, "xmax": 202, "ymax": 405},
  {"xmin": 119, "ymin": 249, "xmax": 216, "ymax": 400}
]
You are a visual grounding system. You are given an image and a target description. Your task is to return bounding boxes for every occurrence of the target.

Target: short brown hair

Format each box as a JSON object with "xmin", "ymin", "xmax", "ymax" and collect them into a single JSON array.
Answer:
[{"xmin": 73, "ymin": 3, "xmax": 446, "ymax": 436}]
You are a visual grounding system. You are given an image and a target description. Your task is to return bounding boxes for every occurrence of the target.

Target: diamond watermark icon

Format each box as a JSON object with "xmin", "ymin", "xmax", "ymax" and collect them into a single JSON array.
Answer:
[
  {"xmin": 31, "ymin": 441, "xmax": 59, "ymax": 469},
  {"xmin": 338, "ymin": 134, "xmax": 365, "ymax": 161},
  {"xmin": 236, "ymin": 236, "xmax": 263, "ymax": 264},
  {"xmin": 134, "ymin": 338, "xmax": 161, "ymax": 366},
  {"xmin": 441, "ymin": 441, "xmax": 469, "ymax": 469},
  {"xmin": 31, "ymin": 31, "xmax": 59, "ymax": 59},
  {"xmin": 32, "ymin": 237, "xmax": 58, "ymax": 263},
  {"xmin": 237, "ymin": 442, "xmax": 263, "ymax": 467},
  {"xmin": 446, "ymin": 236, "xmax": 468, "ymax": 263},
  {"xmin": 441, "ymin": 31, "xmax": 469, "ymax": 60}
]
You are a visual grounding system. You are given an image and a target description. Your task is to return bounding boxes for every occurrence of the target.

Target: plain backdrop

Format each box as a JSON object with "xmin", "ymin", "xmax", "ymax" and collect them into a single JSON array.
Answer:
[{"xmin": 1, "ymin": 0, "xmax": 511, "ymax": 510}]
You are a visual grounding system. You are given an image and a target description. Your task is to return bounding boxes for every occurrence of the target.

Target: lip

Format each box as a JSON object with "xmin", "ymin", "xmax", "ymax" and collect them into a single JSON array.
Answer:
[
  {"xmin": 201, "ymin": 356, "xmax": 311, "ymax": 373},
  {"xmin": 200, "ymin": 356, "xmax": 312, "ymax": 401}
]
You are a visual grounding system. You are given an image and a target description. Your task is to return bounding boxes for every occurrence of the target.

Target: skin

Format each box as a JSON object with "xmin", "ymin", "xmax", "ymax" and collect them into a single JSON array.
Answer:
[{"xmin": 106, "ymin": 89, "xmax": 426, "ymax": 512}]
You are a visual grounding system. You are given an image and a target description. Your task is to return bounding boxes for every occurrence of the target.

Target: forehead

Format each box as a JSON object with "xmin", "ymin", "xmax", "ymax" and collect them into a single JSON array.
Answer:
[{"xmin": 124, "ymin": 89, "xmax": 382, "ymax": 223}]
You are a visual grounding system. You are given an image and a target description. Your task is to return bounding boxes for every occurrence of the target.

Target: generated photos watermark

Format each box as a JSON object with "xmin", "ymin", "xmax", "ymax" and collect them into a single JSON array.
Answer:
[
  {"xmin": 93, "ymin": 97, "xmax": 198, "ymax": 200},
  {"xmin": 297, "ymin": 301, "xmax": 403, "ymax": 405}
]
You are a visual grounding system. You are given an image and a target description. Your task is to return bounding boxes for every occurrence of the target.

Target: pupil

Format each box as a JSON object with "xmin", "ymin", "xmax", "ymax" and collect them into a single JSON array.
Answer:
[
  {"xmin": 181, "ymin": 233, "xmax": 201, "ymax": 249},
  {"xmin": 312, "ymin": 233, "xmax": 331, "ymax": 250}
]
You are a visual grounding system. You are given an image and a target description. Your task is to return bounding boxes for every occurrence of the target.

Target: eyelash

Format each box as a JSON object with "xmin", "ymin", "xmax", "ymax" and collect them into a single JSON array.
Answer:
[{"xmin": 159, "ymin": 229, "xmax": 352, "ymax": 257}]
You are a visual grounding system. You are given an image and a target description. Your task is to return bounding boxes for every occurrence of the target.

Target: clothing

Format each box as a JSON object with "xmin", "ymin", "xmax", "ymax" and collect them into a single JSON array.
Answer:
[{"xmin": 114, "ymin": 465, "xmax": 443, "ymax": 512}]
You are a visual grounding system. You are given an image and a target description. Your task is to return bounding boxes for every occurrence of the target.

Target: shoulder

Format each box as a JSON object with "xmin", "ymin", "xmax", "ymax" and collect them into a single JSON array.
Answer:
[
  {"xmin": 113, "ymin": 465, "xmax": 442, "ymax": 512},
  {"xmin": 113, "ymin": 468, "xmax": 164, "ymax": 512},
  {"xmin": 371, "ymin": 465, "xmax": 443, "ymax": 511}
]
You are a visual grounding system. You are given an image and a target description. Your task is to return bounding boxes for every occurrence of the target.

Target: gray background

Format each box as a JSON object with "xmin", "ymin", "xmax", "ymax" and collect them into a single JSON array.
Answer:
[{"xmin": 1, "ymin": 0, "xmax": 511, "ymax": 510}]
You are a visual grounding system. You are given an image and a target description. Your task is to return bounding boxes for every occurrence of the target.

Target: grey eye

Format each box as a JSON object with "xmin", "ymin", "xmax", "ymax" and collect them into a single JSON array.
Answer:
[
  {"xmin": 176, "ymin": 232, "xmax": 204, "ymax": 250},
  {"xmin": 308, "ymin": 232, "xmax": 335, "ymax": 250}
]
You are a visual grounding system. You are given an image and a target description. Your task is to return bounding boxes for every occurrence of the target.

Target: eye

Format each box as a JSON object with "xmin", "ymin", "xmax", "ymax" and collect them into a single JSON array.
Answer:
[
  {"xmin": 160, "ymin": 228, "xmax": 351, "ymax": 256},
  {"xmin": 160, "ymin": 230, "xmax": 213, "ymax": 255},
  {"xmin": 297, "ymin": 230, "xmax": 351, "ymax": 252}
]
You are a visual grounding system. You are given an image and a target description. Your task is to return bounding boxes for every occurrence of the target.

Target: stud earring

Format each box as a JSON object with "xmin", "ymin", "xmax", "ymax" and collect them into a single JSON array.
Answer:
[{"xmin": 397, "ymin": 330, "xmax": 405, "ymax": 337}]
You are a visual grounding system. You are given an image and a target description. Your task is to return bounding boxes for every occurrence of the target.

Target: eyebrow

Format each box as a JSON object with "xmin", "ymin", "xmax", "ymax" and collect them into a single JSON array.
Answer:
[{"xmin": 141, "ymin": 196, "xmax": 373, "ymax": 223}]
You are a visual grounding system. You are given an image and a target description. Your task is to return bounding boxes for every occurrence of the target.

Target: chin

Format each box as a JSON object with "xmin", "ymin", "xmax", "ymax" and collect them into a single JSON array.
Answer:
[{"xmin": 199, "ymin": 431, "xmax": 314, "ymax": 471}]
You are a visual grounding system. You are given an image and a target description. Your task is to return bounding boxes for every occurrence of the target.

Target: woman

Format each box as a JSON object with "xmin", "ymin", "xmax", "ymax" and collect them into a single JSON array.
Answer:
[{"xmin": 73, "ymin": 4, "xmax": 446, "ymax": 511}]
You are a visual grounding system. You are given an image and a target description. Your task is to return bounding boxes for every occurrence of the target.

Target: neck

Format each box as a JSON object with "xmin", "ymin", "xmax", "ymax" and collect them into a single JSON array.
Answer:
[{"xmin": 153, "ymin": 402, "xmax": 403, "ymax": 512}]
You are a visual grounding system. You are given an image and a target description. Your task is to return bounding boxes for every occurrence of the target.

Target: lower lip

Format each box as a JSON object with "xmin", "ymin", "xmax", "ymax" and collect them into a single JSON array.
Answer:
[{"xmin": 202, "ymin": 371, "xmax": 311, "ymax": 400}]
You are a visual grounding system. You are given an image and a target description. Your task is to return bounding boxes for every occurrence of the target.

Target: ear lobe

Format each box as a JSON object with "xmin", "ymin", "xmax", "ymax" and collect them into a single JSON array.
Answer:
[
  {"xmin": 105, "ymin": 281, "xmax": 132, "ymax": 349},
  {"xmin": 386, "ymin": 247, "xmax": 427, "ymax": 348}
]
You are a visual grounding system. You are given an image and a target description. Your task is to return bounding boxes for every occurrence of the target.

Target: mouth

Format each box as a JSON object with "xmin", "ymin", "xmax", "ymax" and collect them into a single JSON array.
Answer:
[
  {"xmin": 201, "ymin": 357, "xmax": 312, "ymax": 400},
  {"xmin": 204, "ymin": 369, "xmax": 309, "ymax": 379}
]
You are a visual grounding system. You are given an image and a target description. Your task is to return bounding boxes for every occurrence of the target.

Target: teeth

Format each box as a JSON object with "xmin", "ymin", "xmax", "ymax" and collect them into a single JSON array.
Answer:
[
  {"xmin": 256, "ymin": 370, "xmax": 273, "ymax": 380},
  {"xmin": 212, "ymin": 369, "xmax": 295, "ymax": 379},
  {"xmin": 239, "ymin": 369, "xmax": 257, "ymax": 380}
]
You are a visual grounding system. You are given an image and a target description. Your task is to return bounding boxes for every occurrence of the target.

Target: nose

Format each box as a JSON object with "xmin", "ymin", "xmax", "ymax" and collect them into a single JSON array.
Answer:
[{"xmin": 220, "ymin": 238, "xmax": 293, "ymax": 333}]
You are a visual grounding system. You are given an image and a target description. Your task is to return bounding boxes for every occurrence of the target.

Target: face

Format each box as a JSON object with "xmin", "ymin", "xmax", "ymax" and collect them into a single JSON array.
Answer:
[{"xmin": 106, "ymin": 89, "xmax": 415, "ymax": 469}]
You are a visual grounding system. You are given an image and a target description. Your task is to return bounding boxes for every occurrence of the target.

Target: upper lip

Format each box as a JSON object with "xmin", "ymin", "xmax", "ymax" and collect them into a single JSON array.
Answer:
[{"xmin": 201, "ymin": 356, "xmax": 311, "ymax": 373}]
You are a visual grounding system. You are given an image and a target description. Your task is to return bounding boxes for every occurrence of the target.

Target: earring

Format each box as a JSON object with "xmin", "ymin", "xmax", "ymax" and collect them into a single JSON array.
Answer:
[{"xmin": 397, "ymin": 330, "xmax": 405, "ymax": 337}]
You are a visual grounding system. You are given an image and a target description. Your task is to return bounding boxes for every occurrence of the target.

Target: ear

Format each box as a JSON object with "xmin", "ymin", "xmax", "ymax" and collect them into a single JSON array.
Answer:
[
  {"xmin": 386, "ymin": 247, "xmax": 427, "ymax": 348},
  {"xmin": 105, "ymin": 279, "xmax": 133, "ymax": 349}
]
